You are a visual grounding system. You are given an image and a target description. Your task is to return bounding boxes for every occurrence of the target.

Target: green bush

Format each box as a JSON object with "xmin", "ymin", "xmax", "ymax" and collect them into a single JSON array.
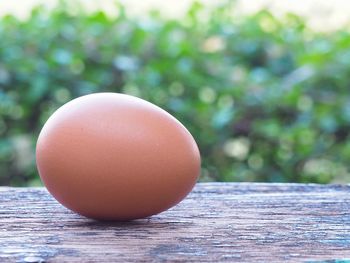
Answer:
[{"xmin": 1, "ymin": 1, "xmax": 350, "ymax": 186}]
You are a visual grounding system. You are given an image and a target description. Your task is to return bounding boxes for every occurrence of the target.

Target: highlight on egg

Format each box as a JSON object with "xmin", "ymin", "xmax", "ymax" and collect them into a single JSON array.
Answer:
[{"xmin": 36, "ymin": 93, "xmax": 201, "ymax": 221}]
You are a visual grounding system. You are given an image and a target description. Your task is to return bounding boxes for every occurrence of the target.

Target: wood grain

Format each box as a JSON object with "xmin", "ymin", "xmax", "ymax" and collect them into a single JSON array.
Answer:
[{"xmin": 1, "ymin": 183, "xmax": 350, "ymax": 262}]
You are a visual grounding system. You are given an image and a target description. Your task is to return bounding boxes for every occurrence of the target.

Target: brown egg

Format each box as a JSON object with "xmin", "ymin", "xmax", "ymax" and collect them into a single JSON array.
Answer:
[{"xmin": 36, "ymin": 93, "xmax": 200, "ymax": 221}]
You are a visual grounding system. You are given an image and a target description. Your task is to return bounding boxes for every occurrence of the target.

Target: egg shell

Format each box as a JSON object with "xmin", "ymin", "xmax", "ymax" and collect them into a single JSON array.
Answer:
[{"xmin": 36, "ymin": 93, "xmax": 201, "ymax": 221}]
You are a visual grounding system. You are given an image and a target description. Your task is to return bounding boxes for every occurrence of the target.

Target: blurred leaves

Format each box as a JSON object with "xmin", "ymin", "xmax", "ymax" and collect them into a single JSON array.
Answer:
[{"xmin": 1, "ymin": 1, "xmax": 350, "ymax": 185}]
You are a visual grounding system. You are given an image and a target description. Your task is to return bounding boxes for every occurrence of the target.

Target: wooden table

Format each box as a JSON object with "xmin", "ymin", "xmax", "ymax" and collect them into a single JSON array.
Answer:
[{"xmin": 1, "ymin": 183, "xmax": 350, "ymax": 262}]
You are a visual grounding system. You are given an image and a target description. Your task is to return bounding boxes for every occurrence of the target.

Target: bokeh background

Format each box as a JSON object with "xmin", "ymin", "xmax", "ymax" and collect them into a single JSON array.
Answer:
[{"xmin": 1, "ymin": 0, "xmax": 350, "ymax": 186}]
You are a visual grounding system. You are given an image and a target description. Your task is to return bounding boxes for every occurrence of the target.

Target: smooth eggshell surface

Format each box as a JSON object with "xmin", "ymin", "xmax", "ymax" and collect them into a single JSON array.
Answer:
[{"xmin": 36, "ymin": 93, "xmax": 200, "ymax": 220}]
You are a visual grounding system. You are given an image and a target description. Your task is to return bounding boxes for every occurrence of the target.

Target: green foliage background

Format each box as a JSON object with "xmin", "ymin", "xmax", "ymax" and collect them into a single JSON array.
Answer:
[{"xmin": 1, "ymin": 1, "xmax": 350, "ymax": 186}]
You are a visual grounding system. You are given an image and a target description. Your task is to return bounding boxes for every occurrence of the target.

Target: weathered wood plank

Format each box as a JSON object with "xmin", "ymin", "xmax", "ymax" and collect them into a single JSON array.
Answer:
[{"xmin": 1, "ymin": 183, "xmax": 350, "ymax": 262}]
